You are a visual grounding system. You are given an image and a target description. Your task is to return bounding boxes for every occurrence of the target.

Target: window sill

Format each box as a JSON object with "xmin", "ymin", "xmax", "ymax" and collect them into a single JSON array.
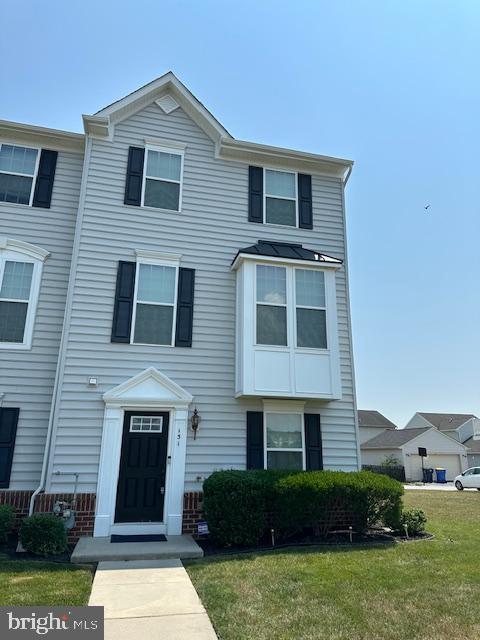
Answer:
[
  {"xmin": 130, "ymin": 342, "xmax": 176, "ymax": 348},
  {"xmin": 254, "ymin": 344, "xmax": 329, "ymax": 354},
  {"xmin": 123, "ymin": 203, "xmax": 182, "ymax": 215},
  {"xmin": 0, "ymin": 201, "xmax": 35, "ymax": 210},
  {"xmin": 0, "ymin": 342, "xmax": 32, "ymax": 350}
]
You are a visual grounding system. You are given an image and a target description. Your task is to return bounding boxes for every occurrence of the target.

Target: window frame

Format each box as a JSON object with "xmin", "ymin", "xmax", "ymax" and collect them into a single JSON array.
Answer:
[
  {"xmin": 254, "ymin": 264, "xmax": 288, "ymax": 347},
  {"xmin": 0, "ymin": 240, "xmax": 48, "ymax": 350},
  {"xmin": 264, "ymin": 409, "xmax": 306, "ymax": 471},
  {"xmin": 140, "ymin": 143, "xmax": 185, "ymax": 213},
  {"xmin": 293, "ymin": 268, "xmax": 328, "ymax": 351},
  {"xmin": 263, "ymin": 167, "xmax": 299, "ymax": 228},
  {"xmin": 254, "ymin": 263, "xmax": 329, "ymax": 352},
  {"xmin": 0, "ymin": 142, "xmax": 41, "ymax": 207},
  {"xmin": 130, "ymin": 252, "xmax": 180, "ymax": 347}
]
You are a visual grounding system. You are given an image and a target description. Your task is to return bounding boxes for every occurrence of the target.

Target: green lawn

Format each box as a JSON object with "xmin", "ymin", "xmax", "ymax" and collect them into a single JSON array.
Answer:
[
  {"xmin": 186, "ymin": 491, "xmax": 480, "ymax": 640},
  {"xmin": 0, "ymin": 557, "xmax": 93, "ymax": 606}
]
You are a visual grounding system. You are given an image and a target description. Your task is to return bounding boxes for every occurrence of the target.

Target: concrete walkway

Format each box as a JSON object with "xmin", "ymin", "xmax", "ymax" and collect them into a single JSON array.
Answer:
[
  {"xmin": 89, "ymin": 559, "xmax": 217, "ymax": 640},
  {"xmin": 72, "ymin": 534, "xmax": 203, "ymax": 563}
]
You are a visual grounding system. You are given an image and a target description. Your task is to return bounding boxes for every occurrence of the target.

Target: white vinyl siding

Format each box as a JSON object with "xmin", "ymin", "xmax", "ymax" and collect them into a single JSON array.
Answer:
[
  {"xmin": 0, "ymin": 149, "xmax": 83, "ymax": 489},
  {"xmin": 46, "ymin": 102, "xmax": 358, "ymax": 493}
]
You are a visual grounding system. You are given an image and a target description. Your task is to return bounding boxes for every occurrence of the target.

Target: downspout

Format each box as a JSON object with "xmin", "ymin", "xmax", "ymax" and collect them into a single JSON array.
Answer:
[
  {"xmin": 29, "ymin": 136, "xmax": 92, "ymax": 516},
  {"xmin": 340, "ymin": 162, "xmax": 361, "ymax": 470}
]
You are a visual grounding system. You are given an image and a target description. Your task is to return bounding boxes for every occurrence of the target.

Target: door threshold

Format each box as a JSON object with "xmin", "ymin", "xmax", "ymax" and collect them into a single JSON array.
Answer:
[{"xmin": 110, "ymin": 522, "xmax": 167, "ymax": 536}]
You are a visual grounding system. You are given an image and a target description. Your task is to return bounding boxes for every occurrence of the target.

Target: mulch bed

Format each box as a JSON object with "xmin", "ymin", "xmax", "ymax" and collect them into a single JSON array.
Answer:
[
  {"xmin": 0, "ymin": 534, "xmax": 74, "ymax": 563},
  {"xmin": 196, "ymin": 529, "xmax": 434, "ymax": 557}
]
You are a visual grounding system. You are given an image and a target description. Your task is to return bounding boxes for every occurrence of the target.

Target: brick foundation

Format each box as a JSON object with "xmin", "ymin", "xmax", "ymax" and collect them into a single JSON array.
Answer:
[
  {"xmin": 0, "ymin": 491, "xmax": 96, "ymax": 544},
  {"xmin": 182, "ymin": 491, "xmax": 204, "ymax": 535},
  {"xmin": 1, "ymin": 489, "xmax": 204, "ymax": 541}
]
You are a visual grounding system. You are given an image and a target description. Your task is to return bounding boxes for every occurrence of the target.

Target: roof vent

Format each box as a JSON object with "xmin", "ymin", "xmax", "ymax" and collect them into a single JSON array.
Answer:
[{"xmin": 155, "ymin": 94, "xmax": 180, "ymax": 114}]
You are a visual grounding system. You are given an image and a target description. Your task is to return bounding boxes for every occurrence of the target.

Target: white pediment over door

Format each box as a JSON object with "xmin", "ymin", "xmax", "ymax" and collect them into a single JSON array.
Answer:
[{"xmin": 103, "ymin": 367, "xmax": 193, "ymax": 408}]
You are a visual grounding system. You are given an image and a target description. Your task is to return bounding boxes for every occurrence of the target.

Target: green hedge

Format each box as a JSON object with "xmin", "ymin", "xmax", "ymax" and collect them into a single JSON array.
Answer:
[
  {"xmin": 203, "ymin": 469, "xmax": 404, "ymax": 547},
  {"xmin": 0, "ymin": 504, "xmax": 15, "ymax": 541},
  {"xmin": 20, "ymin": 514, "xmax": 68, "ymax": 556},
  {"xmin": 276, "ymin": 470, "xmax": 403, "ymax": 536}
]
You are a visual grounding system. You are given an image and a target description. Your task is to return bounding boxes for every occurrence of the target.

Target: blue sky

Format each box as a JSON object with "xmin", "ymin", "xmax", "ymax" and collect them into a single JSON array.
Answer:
[{"xmin": 1, "ymin": 1, "xmax": 479, "ymax": 426}]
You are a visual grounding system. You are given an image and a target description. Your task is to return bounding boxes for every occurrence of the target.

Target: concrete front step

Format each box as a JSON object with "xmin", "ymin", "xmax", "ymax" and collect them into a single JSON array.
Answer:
[{"xmin": 71, "ymin": 535, "xmax": 203, "ymax": 563}]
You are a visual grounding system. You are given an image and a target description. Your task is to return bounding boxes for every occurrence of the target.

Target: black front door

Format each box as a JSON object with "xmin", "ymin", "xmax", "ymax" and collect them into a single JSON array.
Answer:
[{"xmin": 115, "ymin": 411, "xmax": 169, "ymax": 523}]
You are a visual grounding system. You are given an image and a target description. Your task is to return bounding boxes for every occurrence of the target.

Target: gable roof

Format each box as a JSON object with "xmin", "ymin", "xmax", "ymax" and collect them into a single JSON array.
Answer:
[
  {"xmin": 464, "ymin": 437, "xmax": 480, "ymax": 453},
  {"xmin": 361, "ymin": 427, "xmax": 430, "ymax": 449},
  {"xmin": 358, "ymin": 410, "xmax": 397, "ymax": 429},
  {"xmin": 417, "ymin": 412, "xmax": 476, "ymax": 431},
  {"xmin": 90, "ymin": 71, "xmax": 232, "ymax": 143},
  {"xmin": 83, "ymin": 71, "xmax": 353, "ymax": 179}
]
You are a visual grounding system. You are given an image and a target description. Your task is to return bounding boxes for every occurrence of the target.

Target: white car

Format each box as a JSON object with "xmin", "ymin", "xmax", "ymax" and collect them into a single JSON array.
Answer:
[{"xmin": 454, "ymin": 467, "xmax": 480, "ymax": 490}]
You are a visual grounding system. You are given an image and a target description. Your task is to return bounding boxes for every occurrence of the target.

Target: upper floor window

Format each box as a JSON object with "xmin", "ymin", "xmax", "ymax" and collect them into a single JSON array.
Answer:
[
  {"xmin": 0, "ymin": 144, "xmax": 39, "ymax": 206},
  {"xmin": 265, "ymin": 169, "xmax": 297, "ymax": 226},
  {"xmin": 132, "ymin": 261, "xmax": 178, "ymax": 345},
  {"xmin": 256, "ymin": 265, "xmax": 287, "ymax": 346},
  {"xmin": 124, "ymin": 143, "xmax": 184, "ymax": 212},
  {"xmin": 295, "ymin": 269, "xmax": 327, "ymax": 349},
  {"xmin": 111, "ymin": 250, "xmax": 195, "ymax": 347},
  {"xmin": 255, "ymin": 264, "xmax": 328, "ymax": 350},
  {"xmin": 143, "ymin": 147, "xmax": 183, "ymax": 211},
  {"xmin": 0, "ymin": 238, "xmax": 49, "ymax": 349},
  {"xmin": 248, "ymin": 167, "xmax": 313, "ymax": 229}
]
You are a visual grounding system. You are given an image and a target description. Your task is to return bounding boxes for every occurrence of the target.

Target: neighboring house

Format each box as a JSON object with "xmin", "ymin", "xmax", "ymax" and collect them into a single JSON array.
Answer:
[
  {"xmin": 405, "ymin": 412, "xmax": 480, "ymax": 444},
  {"xmin": 405, "ymin": 412, "xmax": 480, "ymax": 468},
  {"xmin": 357, "ymin": 409, "xmax": 397, "ymax": 444},
  {"xmin": 0, "ymin": 72, "xmax": 359, "ymax": 540},
  {"xmin": 361, "ymin": 427, "xmax": 468, "ymax": 481},
  {"xmin": 463, "ymin": 438, "xmax": 480, "ymax": 468}
]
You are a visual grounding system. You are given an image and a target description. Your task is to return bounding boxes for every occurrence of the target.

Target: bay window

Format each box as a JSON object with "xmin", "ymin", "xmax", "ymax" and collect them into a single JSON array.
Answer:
[
  {"xmin": 234, "ymin": 241, "xmax": 342, "ymax": 398},
  {"xmin": 255, "ymin": 264, "xmax": 328, "ymax": 350}
]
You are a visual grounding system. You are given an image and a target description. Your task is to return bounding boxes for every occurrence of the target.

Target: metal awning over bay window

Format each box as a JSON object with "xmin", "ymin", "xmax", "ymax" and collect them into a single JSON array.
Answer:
[{"xmin": 232, "ymin": 240, "xmax": 343, "ymax": 400}]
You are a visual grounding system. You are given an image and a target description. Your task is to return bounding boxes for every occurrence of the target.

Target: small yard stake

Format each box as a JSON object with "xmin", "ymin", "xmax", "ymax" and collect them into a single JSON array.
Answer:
[
  {"xmin": 271, "ymin": 528, "xmax": 276, "ymax": 547},
  {"xmin": 404, "ymin": 523, "xmax": 409, "ymax": 539},
  {"xmin": 349, "ymin": 526, "xmax": 353, "ymax": 543}
]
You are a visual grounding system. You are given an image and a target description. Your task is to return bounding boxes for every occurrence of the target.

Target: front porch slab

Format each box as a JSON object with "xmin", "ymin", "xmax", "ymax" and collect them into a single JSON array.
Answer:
[{"xmin": 71, "ymin": 535, "xmax": 203, "ymax": 563}]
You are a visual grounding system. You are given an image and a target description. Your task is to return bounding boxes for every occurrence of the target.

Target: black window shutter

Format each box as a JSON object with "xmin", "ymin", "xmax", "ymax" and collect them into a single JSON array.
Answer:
[
  {"xmin": 124, "ymin": 147, "xmax": 145, "ymax": 206},
  {"xmin": 0, "ymin": 408, "xmax": 19, "ymax": 488},
  {"xmin": 111, "ymin": 261, "xmax": 136, "ymax": 343},
  {"xmin": 246, "ymin": 411, "xmax": 264, "ymax": 469},
  {"xmin": 305, "ymin": 414, "xmax": 323, "ymax": 470},
  {"xmin": 298, "ymin": 173, "xmax": 313, "ymax": 229},
  {"xmin": 175, "ymin": 268, "xmax": 195, "ymax": 347},
  {"xmin": 248, "ymin": 166, "xmax": 263, "ymax": 223},
  {"xmin": 32, "ymin": 150, "xmax": 58, "ymax": 208}
]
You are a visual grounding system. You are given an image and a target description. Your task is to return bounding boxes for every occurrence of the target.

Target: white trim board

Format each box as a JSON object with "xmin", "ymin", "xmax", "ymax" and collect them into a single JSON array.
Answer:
[{"xmin": 95, "ymin": 368, "xmax": 192, "ymax": 538}]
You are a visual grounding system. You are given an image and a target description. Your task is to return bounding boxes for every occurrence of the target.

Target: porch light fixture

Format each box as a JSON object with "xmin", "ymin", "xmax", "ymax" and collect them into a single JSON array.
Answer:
[{"xmin": 190, "ymin": 408, "xmax": 201, "ymax": 440}]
